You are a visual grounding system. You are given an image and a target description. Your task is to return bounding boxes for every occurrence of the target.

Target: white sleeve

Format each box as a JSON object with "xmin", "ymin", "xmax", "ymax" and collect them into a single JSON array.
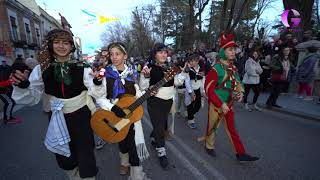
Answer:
[
  {"xmin": 87, "ymin": 76, "xmax": 114, "ymax": 111},
  {"xmin": 134, "ymin": 83, "xmax": 145, "ymax": 98},
  {"xmin": 83, "ymin": 67, "xmax": 93, "ymax": 89},
  {"xmin": 174, "ymin": 72, "xmax": 187, "ymax": 86},
  {"xmin": 184, "ymin": 74, "xmax": 193, "ymax": 94},
  {"xmin": 12, "ymin": 65, "xmax": 44, "ymax": 106},
  {"xmin": 256, "ymin": 63, "xmax": 263, "ymax": 75},
  {"xmin": 139, "ymin": 74, "xmax": 150, "ymax": 91}
]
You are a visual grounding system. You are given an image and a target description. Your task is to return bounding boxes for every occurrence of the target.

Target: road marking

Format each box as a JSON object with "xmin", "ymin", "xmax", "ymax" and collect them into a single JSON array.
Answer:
[{"xmin": 142, "ymin": 110, "xmax": 226, "ymax": 180}]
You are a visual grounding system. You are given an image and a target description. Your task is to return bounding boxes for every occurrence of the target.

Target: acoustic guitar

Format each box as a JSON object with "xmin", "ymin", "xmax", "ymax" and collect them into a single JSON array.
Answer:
[{"xmin": 91, "ymin": 66, "xmax": 181, "ymax": 143}]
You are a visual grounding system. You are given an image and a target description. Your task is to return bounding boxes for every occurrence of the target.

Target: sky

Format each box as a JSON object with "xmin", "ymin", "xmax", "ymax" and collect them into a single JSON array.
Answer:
[
  {"xmin": 35, "ymin": 0, "xmax": 156, "ymax": 55},
  {"xmin": 35, "ymin": 0, "xmax": 283, "ymax": 55}
]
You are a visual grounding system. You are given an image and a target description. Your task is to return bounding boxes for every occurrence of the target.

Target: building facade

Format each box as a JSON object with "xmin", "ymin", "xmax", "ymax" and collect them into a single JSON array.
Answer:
[
  {"xmin": 0, "ymin": 0, "xmax": 42, "ymax": 64},
  {"xmin": 0, "ymin": 0, "xmax": 81, "ymax": 65}
]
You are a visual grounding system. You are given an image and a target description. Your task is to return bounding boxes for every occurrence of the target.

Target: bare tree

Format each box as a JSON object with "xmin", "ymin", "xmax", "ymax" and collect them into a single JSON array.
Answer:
[
  {"xmin": 219, "ymin": 0, "xmax": 251, "ymax": 33},
  {"xmin": 181, "ymin": 0, "xmax": 210, "ymax": 48},
  {"xmin": 251, "ymin": 0, "xmax": 276, "ymax": 37}
]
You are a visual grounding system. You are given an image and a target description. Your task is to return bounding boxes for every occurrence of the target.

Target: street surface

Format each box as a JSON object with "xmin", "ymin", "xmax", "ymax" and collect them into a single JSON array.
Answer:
[{"xmin": 0, "ymin": 101, "xmax": 319, "ymax": 180}]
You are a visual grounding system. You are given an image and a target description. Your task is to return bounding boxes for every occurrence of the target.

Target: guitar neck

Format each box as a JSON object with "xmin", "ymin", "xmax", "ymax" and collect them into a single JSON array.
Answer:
[{"xmin": 128, "ymin": 78, "xmax": 167, "ymax": 111}]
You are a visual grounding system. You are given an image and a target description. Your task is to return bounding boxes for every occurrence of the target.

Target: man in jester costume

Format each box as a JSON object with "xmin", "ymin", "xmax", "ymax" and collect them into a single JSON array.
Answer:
[{"xmin": 203, "ymin": 32, "xmax": 259, "ymax": 162}]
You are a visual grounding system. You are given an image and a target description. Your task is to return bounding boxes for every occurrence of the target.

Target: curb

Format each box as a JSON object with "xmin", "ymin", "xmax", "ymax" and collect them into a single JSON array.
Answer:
[{"xmin": 259, "ymin": 104, "xmax": 320, "ymax": 122}]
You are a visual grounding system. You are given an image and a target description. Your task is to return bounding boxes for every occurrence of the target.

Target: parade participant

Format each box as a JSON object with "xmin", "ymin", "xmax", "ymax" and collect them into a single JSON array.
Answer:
[
  {"xmin": 140, "ymin": 43, "xmax": 182, "ymax": 169},
  {"xmin": 91, "ymin": 42, "xmax": 150, "ymax": 180},
  {"xmin": 175, "ymin": 61, "xmax": 192, "ymax": 118},
  {"xmin": 203, "ymin": 32, "xmax": 259, "ymax": 162},
  {"xmin": 185, "ymin": 54, "xmax": 205, "ymax": 129},
  {"xmin": 10, "ymin": 29, "xmax": 98, "ymax": 179}
]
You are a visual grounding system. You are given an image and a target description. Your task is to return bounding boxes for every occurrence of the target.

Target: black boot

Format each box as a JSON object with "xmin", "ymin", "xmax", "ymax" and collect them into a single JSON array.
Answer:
[
  {"xmin": 205, "ymin": 147, "xmax": 216, "ymax": 157},
  {"xmin": 159, "ymin": 156, "xmax": 169, "ymax": 169},
  {"xmin": 236, "ymin": 154, "xmax": 259, "ymax": 163}
]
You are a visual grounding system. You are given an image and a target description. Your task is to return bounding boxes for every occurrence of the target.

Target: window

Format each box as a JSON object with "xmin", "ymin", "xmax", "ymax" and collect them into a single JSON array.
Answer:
[
  {"xmin": 35, "ymin": 28, "xmax": 40, "ymax": 45},
  {"xmin": 25, "ymin": 23, "xmax": 32, "ymax": 43},
  {"xmin": 10, "ymin": 16, "xmax": 18, "ymax": 41}
]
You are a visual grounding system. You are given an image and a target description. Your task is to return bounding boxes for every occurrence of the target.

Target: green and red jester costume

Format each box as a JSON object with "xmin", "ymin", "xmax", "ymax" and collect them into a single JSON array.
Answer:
[{"xmin": 203, "ymin": 32, "xmax": 259, "ymax": 162}]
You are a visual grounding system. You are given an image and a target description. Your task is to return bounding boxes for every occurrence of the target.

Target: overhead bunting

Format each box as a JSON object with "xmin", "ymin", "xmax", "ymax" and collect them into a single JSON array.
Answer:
[{"xmin": 81, "ymin": 9, "xmax": 120, "ymax": 26}]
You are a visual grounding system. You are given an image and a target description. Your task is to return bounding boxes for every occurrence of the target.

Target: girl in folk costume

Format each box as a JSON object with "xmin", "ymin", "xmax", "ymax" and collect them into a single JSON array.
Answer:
[
  {"xmin": 185, "ymin": 54, "xmax": 205, "ymax": 129},
  {"xmin": 203, "ymin": 32, "xmax": 259, "ymax": 162},
  {"xmin": 91, "ymin": 42, "xmax": 150, "ymax": 180},
  {"xmin": 11, "ymin": 29, "xmax": 98, "ymax": 179},
  {"xmin": 140, "ymin": 43, "xmax": 184, "ymax": 169}
]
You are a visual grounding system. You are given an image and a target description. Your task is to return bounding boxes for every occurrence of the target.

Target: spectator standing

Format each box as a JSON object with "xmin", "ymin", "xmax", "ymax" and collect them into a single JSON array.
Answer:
[
  {"xmin": 266, "ymin": 46, "xmax": 294, "ymax": 108},
  {"xmin": 242, "ymin": 50, "xmax": 263, "ymax": 111},
  {"xmin": 296, "ymin": 46, "xmax": 320, "ymax": 100}
]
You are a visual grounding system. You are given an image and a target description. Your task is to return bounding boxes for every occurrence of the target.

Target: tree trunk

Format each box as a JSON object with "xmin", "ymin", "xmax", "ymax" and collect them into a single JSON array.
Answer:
[{"xmin": 220, "ymin": 0, "xmax": 229, "ymax": 32}]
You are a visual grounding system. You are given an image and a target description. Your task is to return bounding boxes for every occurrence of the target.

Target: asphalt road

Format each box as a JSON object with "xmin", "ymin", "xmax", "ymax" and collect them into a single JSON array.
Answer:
[{"xmin": 0, "ymin": 101, "xmax": 319, "ymax": 180}]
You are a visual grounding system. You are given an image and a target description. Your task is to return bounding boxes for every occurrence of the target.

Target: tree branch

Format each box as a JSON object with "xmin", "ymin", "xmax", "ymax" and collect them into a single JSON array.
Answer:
[
  {"xmin": 229, "ymin": 0, "xmax": 250, "ymax": 32},
  {"xmin": 195, "ymin": 0, "xmax": 210, "ymax": 18},
  {"xmin": 226, "ymin": 0, "xmax": 237, "ymax": 30}
]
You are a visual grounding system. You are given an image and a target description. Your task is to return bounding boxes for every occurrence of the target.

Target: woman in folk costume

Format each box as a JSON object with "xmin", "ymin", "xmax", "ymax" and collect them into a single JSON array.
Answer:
[
  {"xmin": 140, "ymin": 43, "xmax": 185, "ymax": 169},
  {"xmin": 90, "ymin": 42, "xmax": 150, "ymax": 180},
  {"xmin": 203, "ymin": 32, "xmax": 259, "ymax": 162},
  {"xmin": 10, "ymin": 29, "xmax": 98, "ymax": 179}
]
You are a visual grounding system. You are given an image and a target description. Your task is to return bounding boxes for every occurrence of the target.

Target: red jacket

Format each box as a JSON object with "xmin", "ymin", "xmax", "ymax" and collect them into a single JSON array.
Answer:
[{"xmin": 0, "ymin": 79, "xmax": 13, "ymax": 94}]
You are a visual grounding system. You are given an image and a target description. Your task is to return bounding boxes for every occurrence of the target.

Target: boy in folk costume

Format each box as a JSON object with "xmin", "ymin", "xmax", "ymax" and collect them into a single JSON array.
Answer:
[
  {"xmin": 91, "ymin": 42, "xmax": 150, "ymax": 180},
  {"xmin": 140, "ymin": 43, "xmax": 184, "ymax": 169},
  {"xmin": 203, "ymin": 32, "xmax": 259, "ymax": 162},
  {"xmin": 185, "ymin": 54, "xmax": 205, "ymax": 129},
  {"xmin": 11, "ymin": 29, "xmax": 98, "ymax": 179}
]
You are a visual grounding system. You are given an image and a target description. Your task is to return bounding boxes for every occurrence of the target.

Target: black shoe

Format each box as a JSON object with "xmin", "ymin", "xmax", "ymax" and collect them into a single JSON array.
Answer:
[
  {"xmin": 159, "ymin": 156, "xmax": 169, "ymax": 169},
  {"xmin": 272, "ymin": 104, "xmax": 282, "ymax": 108},
  {"xmin": 150, "ymin": 137, "xmax": 156, "ymax": 147},
  {"xmin": 236, "ymin": 154, "xmax": 259, "ymax": 163},
  {"xmin": 265, "ymin": 103, "xmax": 272, "ymax": 109},
  {"xmin": 205, "ymin": 147, "xmax": 216, "ymax": 157}
]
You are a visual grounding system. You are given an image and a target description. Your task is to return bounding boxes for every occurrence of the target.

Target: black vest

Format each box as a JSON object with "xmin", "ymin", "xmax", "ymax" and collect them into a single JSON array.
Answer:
[
  {"xmin": 42, "ymin": 64, "xmax": 87, "ymax": 98},
  {"xmin": 149, "ymin": 64, "xmax": 174, "ymax": 87},
  {"xmin": 189, "ymin": 67, "xmax": 204, "ymax": 81}
]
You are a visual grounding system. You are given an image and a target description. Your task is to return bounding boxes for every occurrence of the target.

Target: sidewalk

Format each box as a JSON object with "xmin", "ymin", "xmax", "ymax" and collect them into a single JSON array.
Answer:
[{"xmin": 252, "ymin": 92, "xmax": 320, "ymax": 121}]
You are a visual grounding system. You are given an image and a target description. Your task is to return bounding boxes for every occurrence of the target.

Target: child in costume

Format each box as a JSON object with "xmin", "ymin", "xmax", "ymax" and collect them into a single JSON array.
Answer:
[
  {"xmin": 185, "ymin": 54, "xmax": 205, "ymax": 129},
  {"xmin": 11, "ymin": 29, "xmax": 98, "ymax": 179},
  {"xmin": 140, "ymin": 43, "xmax": 185, "ymax": 169},
  {"xmin": 203, "ymin": 32, "xmax": 259, "ymax": 162},
  {"xmin": 91, "ymin": 42, "xmax": 150, "ymax": 180}
]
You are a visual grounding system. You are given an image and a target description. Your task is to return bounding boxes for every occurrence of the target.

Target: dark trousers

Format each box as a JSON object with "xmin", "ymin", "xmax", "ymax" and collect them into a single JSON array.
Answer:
[
  {"xmin": 243, "ymin": 84, "xmax": 260, "ymax": 104},
  {"xmin": 147, "ymin": 97, "xmax": 173, "ymax": 148},
  {"xmin": 266, "ymin": 81, "xmax": 287, "ymax": 106},
  {"xmin": 54, "ymin": 106, "xmax": 98, "ymax": 178},
  {"xmin": 118, "ymin": 124, "xmax": 140, "ymax": 166},
  {"xmin": 187, "ymin": 89, "xmax": 201, "ymax": 120},
  {"xmin": 0, "ymin": 93, "xmax": 16, "ymax": 121}
]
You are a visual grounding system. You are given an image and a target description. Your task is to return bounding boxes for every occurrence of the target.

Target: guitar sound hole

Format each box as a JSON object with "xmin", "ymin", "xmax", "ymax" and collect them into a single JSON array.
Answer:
[{"xmin": 103, "ymin": 118, "xmax": 119, "ymax": 132}]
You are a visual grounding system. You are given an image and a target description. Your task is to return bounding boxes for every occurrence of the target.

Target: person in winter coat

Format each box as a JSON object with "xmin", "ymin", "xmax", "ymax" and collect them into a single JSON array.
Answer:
[
  {"xmin": 266, "ymin": 46, "xmax": 294, "ymax": 108},
  {"xmin": 242, "ymin": 50, "xmax": 263, "ymax": 111},
  {"xmin": 296, "ymin": 46, "xmax": 320, "ymax": 100}
]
